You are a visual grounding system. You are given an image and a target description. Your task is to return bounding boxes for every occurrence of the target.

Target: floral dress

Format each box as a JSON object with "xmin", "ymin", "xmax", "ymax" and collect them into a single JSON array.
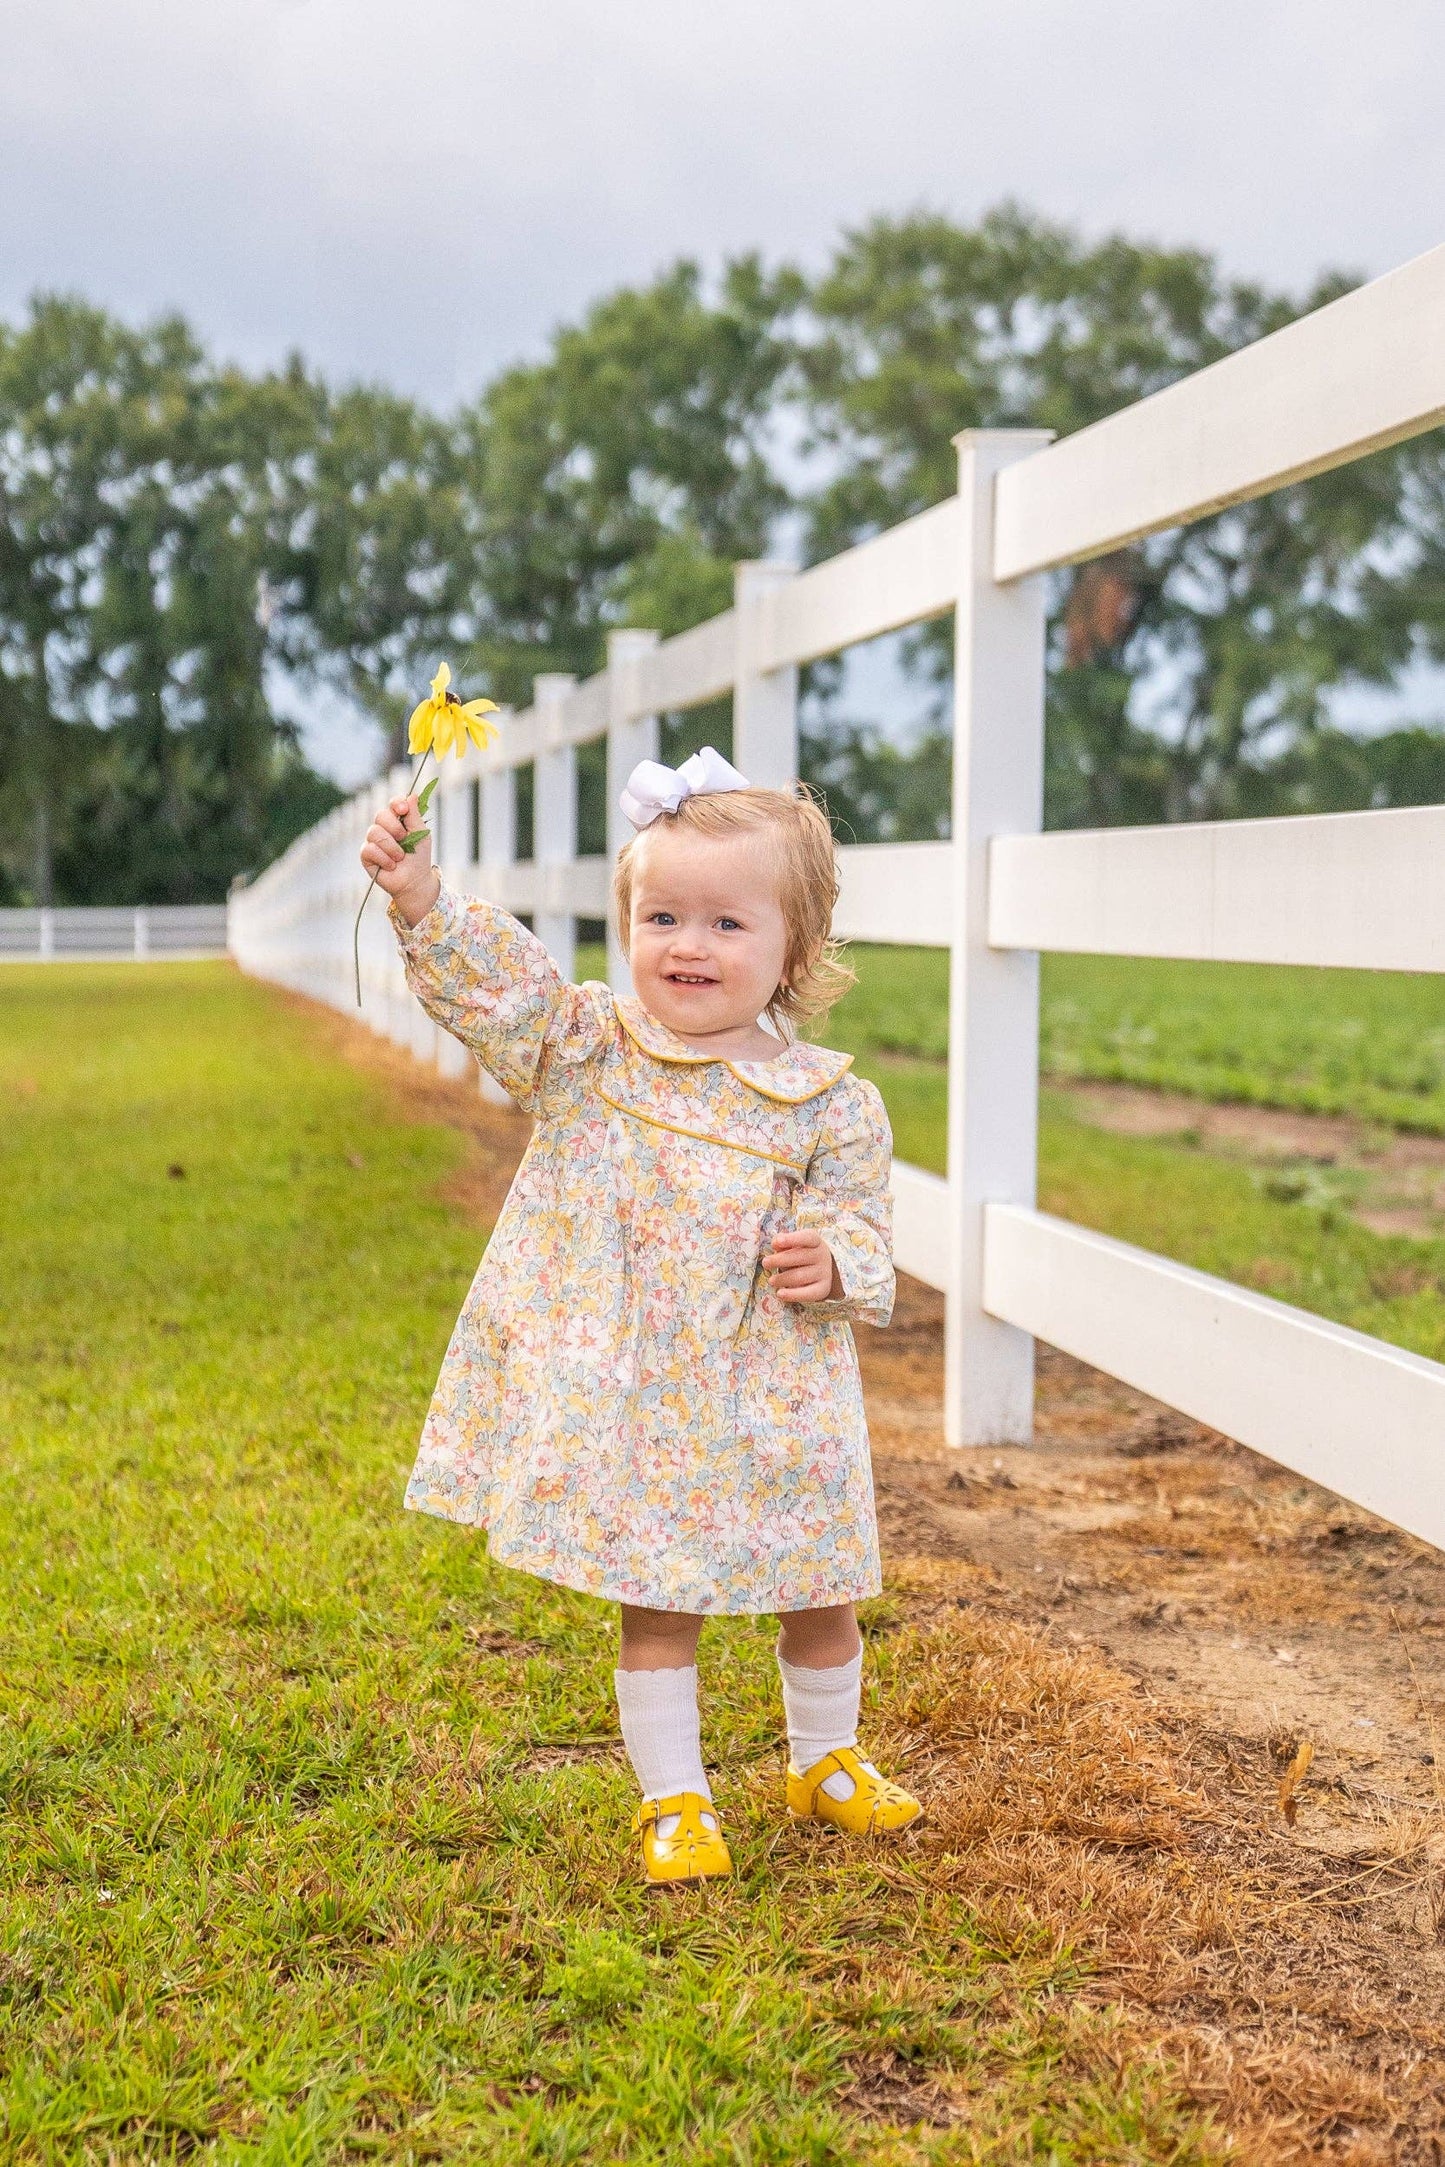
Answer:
[{"xmin": 390, "ymin": 881, "xmax": 894, "ymax": 1615}]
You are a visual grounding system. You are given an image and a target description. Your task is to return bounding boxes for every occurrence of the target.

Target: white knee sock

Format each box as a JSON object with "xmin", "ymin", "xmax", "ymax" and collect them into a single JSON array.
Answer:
[
  {"xmin": 614, "ymin": 1665, "xmax": 714, "ymax": 1836},
  {"xmin": 777, "ymin": 1648, "xmax": 873, "ymax": 1799}
]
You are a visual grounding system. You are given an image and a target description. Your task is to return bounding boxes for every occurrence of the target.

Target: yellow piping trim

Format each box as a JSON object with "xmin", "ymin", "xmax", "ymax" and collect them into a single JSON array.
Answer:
[
  {"xmin": 596, "ymin": 1089, "xmax": 806, "ymax": 1177},
  {"xmin": 613, "ymin": 1001, "xmax": 852, "ymax": 1103}
]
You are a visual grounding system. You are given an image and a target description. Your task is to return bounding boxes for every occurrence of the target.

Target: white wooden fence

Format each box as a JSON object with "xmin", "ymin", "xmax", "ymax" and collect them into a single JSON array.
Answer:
[
  {"xmin": 230, "ymin": 240, "xmax": 1445, "ymax": 1551},
  {"xmin": 0, "ymin": 905, "xmax": 229, "ymax": 961}
]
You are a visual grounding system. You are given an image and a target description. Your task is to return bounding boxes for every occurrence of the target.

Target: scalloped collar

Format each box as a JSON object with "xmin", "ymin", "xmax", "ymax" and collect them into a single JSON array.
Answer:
[{"xmin": 615, "ymin": 997, "xmax": 852, "ymax": 1104}]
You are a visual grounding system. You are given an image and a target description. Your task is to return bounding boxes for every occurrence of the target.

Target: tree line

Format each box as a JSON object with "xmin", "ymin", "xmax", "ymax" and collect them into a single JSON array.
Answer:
[{"xmin": 4, "ymin": 203, "xmax": 1444, "ymax": 905}]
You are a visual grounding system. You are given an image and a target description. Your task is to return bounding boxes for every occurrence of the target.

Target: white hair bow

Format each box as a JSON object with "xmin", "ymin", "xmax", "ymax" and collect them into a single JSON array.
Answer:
[{"xmin": 618, "ymin": 744, "xmax": 751, "ymax": 830}]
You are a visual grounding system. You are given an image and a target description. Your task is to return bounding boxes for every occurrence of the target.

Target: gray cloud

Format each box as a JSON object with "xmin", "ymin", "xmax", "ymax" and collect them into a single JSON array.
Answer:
[{"xmin": 3, "ymin": 0, "xmax": 1441, "ymax": 404}]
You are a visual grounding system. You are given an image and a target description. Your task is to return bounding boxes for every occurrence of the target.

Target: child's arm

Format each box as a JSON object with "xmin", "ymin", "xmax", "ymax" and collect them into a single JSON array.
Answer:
[
  {"xmin": 363, "ymin": 792, "xmax": 608, "ymax": 1108},
  {"xmin": 763, "ymin": 1076, "xmax": 895, "ymax": 1326}
]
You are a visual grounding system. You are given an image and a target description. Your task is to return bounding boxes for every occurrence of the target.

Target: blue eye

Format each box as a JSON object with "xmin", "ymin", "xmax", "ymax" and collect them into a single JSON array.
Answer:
[
  {"xmin": 717, "ymin": 918, "xmax": 741, "ymax": 932},
  {"xmin": 650, "ymin": 911, "xmax": 676, "ymax": 926}
]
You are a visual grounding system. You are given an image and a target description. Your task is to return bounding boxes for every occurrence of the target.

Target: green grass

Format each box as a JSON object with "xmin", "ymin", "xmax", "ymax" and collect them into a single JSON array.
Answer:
[
  {"xmin": 828, "ymin": 961, "xmax": 1445, "ymax": 1366},
  {"xmin": 826, "ymin": 945, "xmax": 1445, "ymax": 1137},
  {"xmin": 1039, "ymin": 952, "xmax": 1445, "ymax": 1131},
  {"xmin": 1036, "ymin": 1090, "xmax": 1445, "ymax": 1362},
  {"xmin": 0, "ymin": 962, "xmax": 1231, "ymax": 2165}
]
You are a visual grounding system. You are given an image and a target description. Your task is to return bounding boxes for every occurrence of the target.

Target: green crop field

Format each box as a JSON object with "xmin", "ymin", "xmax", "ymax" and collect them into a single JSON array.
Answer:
[
  {"xmin": 825, "ymin": 945, "xmax": 1445, "ymax": 1152},
  {"xmin": 1, "ymin": 962, "xmax": 1240, "ymax": 2165}
]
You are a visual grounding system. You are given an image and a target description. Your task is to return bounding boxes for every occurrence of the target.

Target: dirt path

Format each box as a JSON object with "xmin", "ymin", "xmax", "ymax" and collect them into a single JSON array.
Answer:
[
  {"xmin": 865, "ymin": 1276, "xmax": 1445, "ymax": 1822},
  {"xmin": 864, "ymin": 1273, "xmax": 1445, "ymax": 1870},
  {"xmin": 1058, "ymin": 1075, "xmax": 1445, "ymax": 1239},
  {"xmin": 312, "ymin": 997, "xmax": 1445, "ymax": 2156}
]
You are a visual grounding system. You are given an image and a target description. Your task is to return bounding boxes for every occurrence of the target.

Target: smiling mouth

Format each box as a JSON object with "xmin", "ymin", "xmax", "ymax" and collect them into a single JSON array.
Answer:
[{"xmin": 665, "ymin": 972, "xmax": 717, "ymax": 987}]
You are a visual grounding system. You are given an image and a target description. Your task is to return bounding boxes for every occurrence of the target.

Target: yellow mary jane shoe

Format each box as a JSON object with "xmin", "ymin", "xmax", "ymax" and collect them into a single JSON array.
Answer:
[
  {"xmin": 635, "ymin": 1793, "xmax": 732, "ymax": 1887},
  {"xmin": 787, "ymin": 1747, "xmax": 923, "ymax": 1836}
]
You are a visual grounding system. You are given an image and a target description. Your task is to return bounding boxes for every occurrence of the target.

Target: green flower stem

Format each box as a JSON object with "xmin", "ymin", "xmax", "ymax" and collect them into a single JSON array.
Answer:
[{"xmin": 353, "ymin": 748, "xmax": 433, "ymax": 1008}]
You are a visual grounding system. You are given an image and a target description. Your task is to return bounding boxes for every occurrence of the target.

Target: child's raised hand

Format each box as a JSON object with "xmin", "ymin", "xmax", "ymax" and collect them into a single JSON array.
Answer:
[
  {"xmin": 361, "ymin": 794, "xmax": 439, "ymax": 922},
  {"xmin": 762, "ymin": 1228, "xmax": 843, "ymax": 1305}
]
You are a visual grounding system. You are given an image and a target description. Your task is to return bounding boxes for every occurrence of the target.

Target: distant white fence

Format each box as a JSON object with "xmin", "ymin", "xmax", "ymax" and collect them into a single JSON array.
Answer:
[
  {"xmin": 231, "ymin": 240, "xmax": 1445, "ymax": 1551},
  {"xmin": 1, "ymin": 905, "xmax": 228, "ymax": 961}
]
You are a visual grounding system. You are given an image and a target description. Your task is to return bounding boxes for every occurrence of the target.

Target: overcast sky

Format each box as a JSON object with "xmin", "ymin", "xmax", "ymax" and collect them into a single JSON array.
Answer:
[
  {"xmin": 5, "ymin": 0, "xmax": 1442, "ymax": 407},
  {"xmin": 4, "ymin": 0, "xmax": 1442, "ymax": 781}
]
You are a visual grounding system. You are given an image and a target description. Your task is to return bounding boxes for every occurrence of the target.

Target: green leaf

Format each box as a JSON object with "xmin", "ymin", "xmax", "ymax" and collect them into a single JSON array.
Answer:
[
  {"xmin": 398, "ymin": 827, "xmax": 431, "ymax": 854},
  {"xmin": 416, "ymin": 776, "xmax": 439, "ymax": 818}
]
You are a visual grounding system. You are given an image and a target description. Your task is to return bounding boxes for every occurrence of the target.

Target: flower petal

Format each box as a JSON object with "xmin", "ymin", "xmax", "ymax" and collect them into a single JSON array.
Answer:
[
  {"xmin": 429, "ymin": 661, "xmax": 451, "ymax": 702},
  {"xmin": 407, "ymin": 698, "xmax": 436, "ymax": 754}
]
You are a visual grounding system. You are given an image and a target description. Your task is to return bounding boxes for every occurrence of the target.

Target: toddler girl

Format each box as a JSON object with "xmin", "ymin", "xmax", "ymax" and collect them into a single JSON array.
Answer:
[{"xmin": 361, "ymin": 746, "xmax": 921, "ymax": 1885}]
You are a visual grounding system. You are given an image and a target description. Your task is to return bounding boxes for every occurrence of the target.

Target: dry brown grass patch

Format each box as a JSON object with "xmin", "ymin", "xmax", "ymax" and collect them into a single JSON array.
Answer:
[{"xmin": 858, "ymin": 1603, "xmax": 1445, "ymax": 2159}]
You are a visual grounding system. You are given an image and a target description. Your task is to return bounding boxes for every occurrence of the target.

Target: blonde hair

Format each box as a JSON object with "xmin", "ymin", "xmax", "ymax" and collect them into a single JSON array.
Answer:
[{"xmin": 613, "ymin": 783, "xmax": 856, "ymax": 1037}]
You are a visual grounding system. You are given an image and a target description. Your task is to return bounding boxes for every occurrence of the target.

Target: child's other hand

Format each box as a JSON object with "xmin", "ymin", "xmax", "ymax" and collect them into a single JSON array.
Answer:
[
  {"xmin": 762, "ymin": 1228, "xmax": 843, "ymax": 1304},
  {"xmin": 361, "ymin": 794, "xmax": 439, "ymax": 922}
]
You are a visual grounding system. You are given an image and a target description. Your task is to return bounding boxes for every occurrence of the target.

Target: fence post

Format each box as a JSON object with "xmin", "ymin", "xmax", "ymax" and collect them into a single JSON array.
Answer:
[
  {"xmin": 442, "ymin": 734, "xmax": 492, "ymax": 884},
  {"xmin": 480, "ymin": 758, "xmax": 517, "ymax": 891},
  {"xmin": 430, "ymin": 753, "xmax": 475, "ymax": 1081},
  {"xmin": 733, "ymin": 562, "xmax": 799, "ymax": 786},
  {"xmin": 534, "ymin": 673, "xmax": 578, "ymax": 981},
  {"xmin": 473, "ymin": 748, "xmax": 520, "ymax": 1103},
  {"xmin": 38, "ymin": 908, "xmax": 54, "ymax": 961},
  {"xmin": 386, "ymin": 763, "xmax": 432, "ymax": 1058},
  {"xmin": 368, "ymin": 781, "xmax": 401, "ymax": 1028},
  {"xmin": 945, "ymin": 427, "xmax": 1054, "ymax": 1447},
  {"xmin": 133, "ymin": 907, "xmax": 149, "ymax": 960},
  {"xmin": 605, "ymin": 629, "xmax": 660, "ymax": 991}
]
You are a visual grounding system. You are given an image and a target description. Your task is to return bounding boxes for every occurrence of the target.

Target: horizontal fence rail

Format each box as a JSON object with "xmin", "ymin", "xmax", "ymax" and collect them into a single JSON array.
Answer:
[
  {"xmin": 835, "ymin": 842, "xmax": 952, "ymax": 948},
  {"xmin": 230, "ymin": 236, "xmax": 1445, "ymax": 1553},
  {"xmin": 754, "ymin": 497, "xmax": 963, "ymax": 672},
  {"xmin": 994, "ymin": 240, "xmax": 1445, "ymax": 578},
  {"xmin": 983, "ymin": 1205, "xmax": 1445, "ymax": 1551},
  {"xmin": 989, "ymin": 804, "xmax": 1445, "ymax": 972},
  {"xmin": 0, "ymin": 905, "xmax": 229, "ymax": 961}
]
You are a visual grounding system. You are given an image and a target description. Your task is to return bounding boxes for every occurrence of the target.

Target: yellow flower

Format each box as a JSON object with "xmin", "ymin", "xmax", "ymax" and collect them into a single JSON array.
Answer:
[{"xmin": 407, "ymin": 661, "xmax": 500, "ymax": 759}]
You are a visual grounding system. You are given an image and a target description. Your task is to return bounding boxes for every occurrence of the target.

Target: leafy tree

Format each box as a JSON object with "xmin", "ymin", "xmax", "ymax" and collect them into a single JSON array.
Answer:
[
  {"xmin": 0, "ymin": 297, "xmax": 341, "ymax": 905},
  {"xmin": 457, "ymin": 257, "xmax": 804, "ymax": 705},
  {"xmin": 1232, "ymin": 722, "xmax": 1445, "ymax": 817},
  {"xmin": 0, "ymin": 296, "xmax": 135, "ymax": 904},
  {"xmin": 799, "ymin": 715, "xmax": 951, "ymax": 844},
  {"xmin": 800, "ymin": 204, "xmax": 1445, "ymax": 830},
  {"xmin": 278, "ymin": 382, "xmax": 466, "ymax": 768}
]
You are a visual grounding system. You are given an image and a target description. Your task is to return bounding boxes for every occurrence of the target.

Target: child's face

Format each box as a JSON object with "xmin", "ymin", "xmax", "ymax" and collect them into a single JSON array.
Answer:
[{"xmin": 628, "ymin": 825, "xmax": 789, "ymax": 1042}]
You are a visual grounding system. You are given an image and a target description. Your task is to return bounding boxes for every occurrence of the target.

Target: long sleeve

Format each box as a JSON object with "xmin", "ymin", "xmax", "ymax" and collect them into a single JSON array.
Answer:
[
  {"xmin": 794, "ymin": 1075, "xmax": 896, "ymax": 1328},
  {"xmin": 388, "ymin": 880, "xmax": 610, "ymax": 1111}
]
